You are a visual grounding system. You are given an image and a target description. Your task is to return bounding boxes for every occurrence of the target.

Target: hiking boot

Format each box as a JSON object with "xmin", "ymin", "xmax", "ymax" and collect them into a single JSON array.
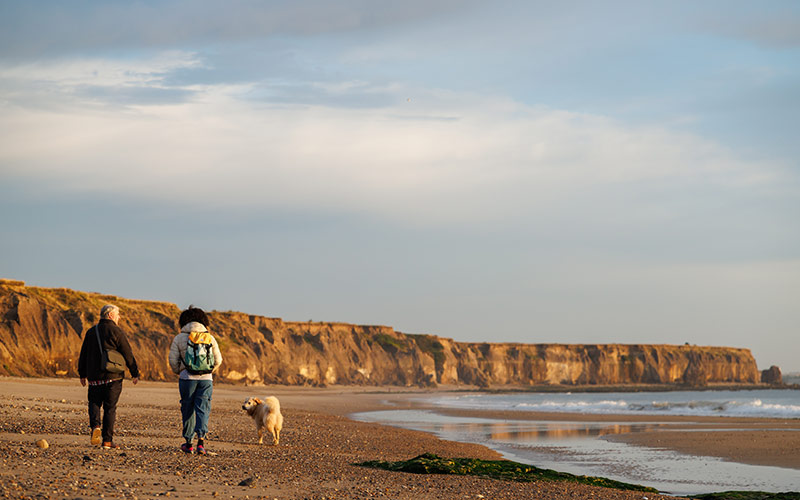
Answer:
[
  {"xmin": 196, "ymin": 444, "xmax": 206, "ymax": 455},
  {"xmin": 101, "ymin": 442, "xmax": 119, "ymax": 450},
  {"xmin": 91, "ymin": 427, "xmax": 102, "ymax": 446},
  {"xmin": 180, "ymin": 442, "xmax": 194, "ymax": 454}
]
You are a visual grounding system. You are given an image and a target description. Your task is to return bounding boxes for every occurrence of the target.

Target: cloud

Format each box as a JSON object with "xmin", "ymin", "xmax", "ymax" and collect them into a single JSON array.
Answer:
[
  {"xmin": 0, "ymin": 51, "xmax": 203, "ymax": 88},
  {"xmin": 0, "ymin": 0, "xmax": 478, "ymax": 59},
  {"xmin": 701, "ymin": 8, "xmax": 800, "ymax": 48},
  {"xmin": 0, "ymin": 53, "xmax": 795, "ymax": 232}
]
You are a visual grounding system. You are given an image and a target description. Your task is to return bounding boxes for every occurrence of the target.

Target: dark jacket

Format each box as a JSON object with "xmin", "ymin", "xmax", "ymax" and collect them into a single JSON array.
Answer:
[{"xmin": 78, "ymin": 318, "xmax": 140, "ymax": 381}]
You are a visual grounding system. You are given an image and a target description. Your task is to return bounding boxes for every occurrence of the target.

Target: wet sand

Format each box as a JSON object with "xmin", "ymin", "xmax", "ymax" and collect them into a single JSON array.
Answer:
[
  {"xmin": 607, "ymin": 427, "xmax": 800, "ymax": 470},
  {"xmin": 1, "ymin": 378, "xmax": 796, "ymax": 499},
  {"xmin": 420, "ymin": 406, "xmax": 800, "ymax": 471}
]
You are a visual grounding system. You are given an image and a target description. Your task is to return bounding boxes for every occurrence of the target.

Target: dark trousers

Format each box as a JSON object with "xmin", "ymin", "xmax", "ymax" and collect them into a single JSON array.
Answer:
[{"xmin": 87, "ymin": 380, "xmax": 123, "ymax": 443}]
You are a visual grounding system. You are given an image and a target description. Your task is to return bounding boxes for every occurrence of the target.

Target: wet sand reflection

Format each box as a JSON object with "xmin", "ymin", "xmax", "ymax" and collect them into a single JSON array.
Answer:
[{"xmin": 487, "ymin": 422, "xmax": 667, "ymax": 443}]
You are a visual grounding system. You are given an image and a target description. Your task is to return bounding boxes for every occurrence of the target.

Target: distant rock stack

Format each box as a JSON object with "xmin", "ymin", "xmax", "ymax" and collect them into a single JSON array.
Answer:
[{"xmin": 760, "ymin": 365, "xmax": 782, "ymax": 385}]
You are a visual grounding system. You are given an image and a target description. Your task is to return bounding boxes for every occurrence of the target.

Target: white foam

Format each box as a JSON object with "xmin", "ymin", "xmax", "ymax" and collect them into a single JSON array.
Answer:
[{"xmin": 432, "ymin": 390, "xmax": 800, "ymax": 419}]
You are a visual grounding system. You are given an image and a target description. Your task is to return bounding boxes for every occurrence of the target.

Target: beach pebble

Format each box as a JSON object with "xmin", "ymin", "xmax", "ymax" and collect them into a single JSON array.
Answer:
[{"xmin": 35, "ymin": 439, "xmax": 49, "ymax": 449}]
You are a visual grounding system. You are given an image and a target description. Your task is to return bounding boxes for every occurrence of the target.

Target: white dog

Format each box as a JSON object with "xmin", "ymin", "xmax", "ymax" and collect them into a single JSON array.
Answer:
[{"xmin": 242, "ymin": 396, "xmax": 283, "ymax": 445}]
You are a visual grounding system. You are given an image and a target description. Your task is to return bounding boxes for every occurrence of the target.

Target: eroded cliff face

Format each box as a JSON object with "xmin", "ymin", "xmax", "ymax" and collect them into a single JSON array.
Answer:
[{"xmin": 0, "ymin": 281, "xmax": 761, "ymax": 387}]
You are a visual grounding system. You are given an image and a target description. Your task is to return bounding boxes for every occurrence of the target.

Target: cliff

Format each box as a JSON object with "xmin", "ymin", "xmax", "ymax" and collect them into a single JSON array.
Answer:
[{"xmin": 0, "ymin": 280, "xmax": 762, "ymax": 387}]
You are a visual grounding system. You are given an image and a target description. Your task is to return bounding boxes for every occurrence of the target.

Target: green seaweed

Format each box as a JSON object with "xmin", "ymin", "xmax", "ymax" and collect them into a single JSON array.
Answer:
[
  {"xmin": 356, "ymin": 453, "xmax": 658, "ymax": 492},
  {"xmin": 691, "ymin": 492, "xmax": 800, "ymax": 500}
]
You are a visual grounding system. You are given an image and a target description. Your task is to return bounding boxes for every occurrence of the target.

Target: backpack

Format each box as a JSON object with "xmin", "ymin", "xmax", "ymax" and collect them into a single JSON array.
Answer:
[{"xmin": 184, "ymin": 331, "xmax": 216, "ymax": 375}]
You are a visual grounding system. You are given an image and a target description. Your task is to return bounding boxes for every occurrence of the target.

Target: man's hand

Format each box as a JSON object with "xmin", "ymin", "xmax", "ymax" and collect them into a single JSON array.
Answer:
[
  {"xmin": 80, "ymin": 378, "xmax": 86, "ymax": 387},
  {"xmin": 132, "ymin": 377, "xmax": 139, "ymax": 385}
]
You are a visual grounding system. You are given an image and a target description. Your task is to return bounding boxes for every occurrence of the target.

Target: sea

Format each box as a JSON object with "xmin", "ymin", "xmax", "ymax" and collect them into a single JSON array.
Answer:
[{"xmin": 352, "ymin": 389, "xmax": 800, "ymax": 496}]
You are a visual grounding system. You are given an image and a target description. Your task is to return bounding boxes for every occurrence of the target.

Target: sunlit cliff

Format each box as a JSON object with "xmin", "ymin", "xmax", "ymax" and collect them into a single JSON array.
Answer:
[{"xmin": 0, "ymin": 280, "xmax": 762, "ymax": 387}]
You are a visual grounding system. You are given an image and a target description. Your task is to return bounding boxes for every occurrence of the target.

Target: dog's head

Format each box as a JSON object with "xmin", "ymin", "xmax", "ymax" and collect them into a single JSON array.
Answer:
[{"xmin": 242, "ymin": 397, "xmax": 263, "ymax": 411}]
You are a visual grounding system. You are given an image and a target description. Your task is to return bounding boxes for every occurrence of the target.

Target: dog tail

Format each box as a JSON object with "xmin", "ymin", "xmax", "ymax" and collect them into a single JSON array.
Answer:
[{"xmin": 264, "ymin": 396, "xmax": 281, "ymax": 411}]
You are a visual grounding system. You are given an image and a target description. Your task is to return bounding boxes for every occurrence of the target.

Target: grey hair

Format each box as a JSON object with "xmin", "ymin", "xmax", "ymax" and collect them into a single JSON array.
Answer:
[{"xmin": 100, "ymin": 304, "xmax": 120, "ymax": 319}]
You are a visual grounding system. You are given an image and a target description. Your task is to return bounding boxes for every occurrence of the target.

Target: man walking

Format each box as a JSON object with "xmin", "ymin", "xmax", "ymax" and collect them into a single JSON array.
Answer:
[{"xmin": 78, "ymin": 304, "xmax": 139, "ymax": 449}]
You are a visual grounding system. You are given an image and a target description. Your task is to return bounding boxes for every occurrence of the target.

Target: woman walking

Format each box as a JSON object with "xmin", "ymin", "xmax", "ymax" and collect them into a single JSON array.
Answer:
[{"xmin": 168, "ymin": 306, "xmax": 223, "ymax": 454}]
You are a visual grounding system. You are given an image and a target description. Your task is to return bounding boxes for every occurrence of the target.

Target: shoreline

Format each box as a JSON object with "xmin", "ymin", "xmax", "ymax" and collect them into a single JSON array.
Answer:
[
  {"xmin": 478, "ymin": 383, "xmax": 798, "ymax": 393},
  {"xmin": 364, "ymin": 389, "xmax": 800, "ymax": 472},
  {"xmin": 2, "ymin": 377, "xmax": 798, "ymax": 498}
]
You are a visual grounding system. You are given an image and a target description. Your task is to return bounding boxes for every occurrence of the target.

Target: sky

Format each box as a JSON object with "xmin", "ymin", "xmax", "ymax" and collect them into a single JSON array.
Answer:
[{"xmin": 1, "ymin": 1, "xmax": 798, "ymax": 372}]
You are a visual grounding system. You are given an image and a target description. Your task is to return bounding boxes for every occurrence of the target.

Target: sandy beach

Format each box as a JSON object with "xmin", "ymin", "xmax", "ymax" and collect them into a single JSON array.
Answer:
[{"xmin": 1, "ymin": 378, "xmax": 798, "ymax": 499}]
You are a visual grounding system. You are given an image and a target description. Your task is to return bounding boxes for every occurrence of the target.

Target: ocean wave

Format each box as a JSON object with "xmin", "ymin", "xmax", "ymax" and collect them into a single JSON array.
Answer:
[{"xmin": 432, "ymin": 391, "xmax": 800, "ymax": 419}]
